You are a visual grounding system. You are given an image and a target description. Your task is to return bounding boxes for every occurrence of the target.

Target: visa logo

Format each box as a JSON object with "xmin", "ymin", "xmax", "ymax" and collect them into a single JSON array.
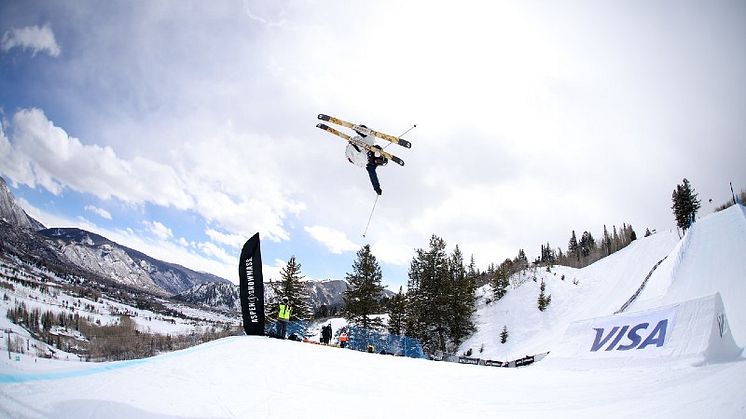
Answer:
[{"xmin": 590, "ymin": 319, "xmax": 668, "ymax": 351}]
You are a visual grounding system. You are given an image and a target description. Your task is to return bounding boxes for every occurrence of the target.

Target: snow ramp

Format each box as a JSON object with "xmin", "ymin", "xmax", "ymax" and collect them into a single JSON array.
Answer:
[
  {"xmin": 542, "ymin": 293, "xmax": 742, "ymax": 368},
  {"xmin": 629, "ymin": 204, "xmax": 746, "ymax": 347}
]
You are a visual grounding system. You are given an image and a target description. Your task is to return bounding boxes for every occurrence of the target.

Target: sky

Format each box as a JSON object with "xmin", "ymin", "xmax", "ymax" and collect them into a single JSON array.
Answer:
[{"xmin": 1, "ymin": 0, "xmax": 744, "ymax": 289}]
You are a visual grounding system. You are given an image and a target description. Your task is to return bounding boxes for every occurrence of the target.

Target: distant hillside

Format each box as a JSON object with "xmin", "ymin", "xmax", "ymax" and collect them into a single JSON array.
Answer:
[
  {"xmin": 39, "ymin": 228, "xmax": 230, "ymax": 295},
  {"xmin": 175, "ymin": 278, "xmax": 394, "ymax": 316},
  {"xmin": 0, "ymin": 177, "xmax": 45, "ymax": 231},
  {"xmin": 173, "ymin": 282, "xmax": 240, "ymax": 312},
  {"xmin": 0, "ymin": 176, "xmax": 230, "ymax": 296}
]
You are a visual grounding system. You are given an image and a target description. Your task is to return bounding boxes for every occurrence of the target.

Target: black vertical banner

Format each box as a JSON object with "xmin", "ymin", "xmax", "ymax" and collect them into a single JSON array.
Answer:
[{"xmin": 239, "ymin": 233, "xmax": 265, "ymax": 335}]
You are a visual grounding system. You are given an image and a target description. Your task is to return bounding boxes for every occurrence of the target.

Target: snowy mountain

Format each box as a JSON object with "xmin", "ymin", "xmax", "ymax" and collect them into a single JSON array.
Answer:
[
  {"xmin": 39, "ymin": 227, "xmax": 230, "ymax": 295},
  {"xmin": 0, "ymin": 177, "xmax": 45, "ymax": 231},
  {"xmin": 175, "ymin": 278, "xmax": 370, "ymax": 315},
  {"xmin": 0, "ymin": 177, "xmax": 229, "ymax": 296},
  {"xmin": 303, "ymin": 279, "xmax": 351, "ymax": 309},
  {"xmin": 173, "ymin": 282, "xmax": 241, "ymax": 311}
]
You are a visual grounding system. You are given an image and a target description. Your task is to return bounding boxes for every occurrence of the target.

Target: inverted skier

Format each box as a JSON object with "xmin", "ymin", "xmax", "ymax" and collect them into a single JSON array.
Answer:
[{"xmin": 345, "ymin": 125, "xmax": 388, "ymax": 195}]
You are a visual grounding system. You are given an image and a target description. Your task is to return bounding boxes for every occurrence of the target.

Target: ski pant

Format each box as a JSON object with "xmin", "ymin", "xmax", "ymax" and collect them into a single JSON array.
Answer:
[
  {"xmin": 366, "ymin": 164, "xmax": 381, "ymax": 194},
  {"xmin": 278, "ymin": 320, "xmax": 288, "ymax": 339}
]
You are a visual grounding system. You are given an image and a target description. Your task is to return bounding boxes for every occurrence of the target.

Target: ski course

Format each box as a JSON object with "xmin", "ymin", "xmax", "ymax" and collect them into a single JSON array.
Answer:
[
  {"xmin": 629, "ymin": 204, "xmax": 746, "ymax": 346},
  {"xmin": 544, "ymin": 204, "xmax": 746, "ymax": 368}
]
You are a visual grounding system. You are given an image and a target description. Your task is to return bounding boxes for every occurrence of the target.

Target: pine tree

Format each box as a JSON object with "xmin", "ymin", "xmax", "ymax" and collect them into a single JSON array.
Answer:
[
  {"xmin": 602, "ymin": 225, "xmax": 612, "ymax": 256},
  {"xmin": 568, "ymin": 230, "xmax": 580, "ymax": 263},
  {"xmin": 514, "ymin": 249, "xmax": 528, "ymax": 270},
  {"xmin": 386, "ymin": 286, "xmax": 407, "ymax": 336},
  {"xmin": 612, "ymin": 226, "xmax": 620, "ymax": 253},
  {"xmin": 540, "ymin": 242, "xmax": 555, "ymax": 265},
  {"xmin": 500, "ymin": 325, "xmax": 509, "ymax": 344},
  {"xmin": 671, "ymin": 178, "xmax": 701, "ymax": 232},
  {"xmin": 343, "ymin": 245, "xmax": 385, "ymax": 330},
  {"xmin": 537, "ymin": 280, "xmax": 551, "ymax": 311},
  {"xmin": 492, "ymin": 265, "xmax": 509, "ymax": 301},
  {"xmin": 406, "ymin": 235, "xmax": 452, "ymax": 354},
  {"xmin": 447, "ymin": 245, "xmax": 476, "ymax": 348},
  {"xmin": 579, "ymin": 231, "xmax": 595, "ymax": 258},
  {"xmin": 467, "ymin": 254, "xmax": 478, "ymax": 278},
  {"xmin": 271, "ymin": 256, "xmax": 311, "ymax": 321}
]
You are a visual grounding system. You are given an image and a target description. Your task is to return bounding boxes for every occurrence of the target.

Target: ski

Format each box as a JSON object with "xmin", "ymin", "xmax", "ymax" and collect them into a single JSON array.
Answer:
[
  {"xmin": 316, "ymin": 123, "xmax": 405, "ymax": 166},
  {"xmin": 318, "ymin": 114, "xmax": 412, "ymax": 149}
]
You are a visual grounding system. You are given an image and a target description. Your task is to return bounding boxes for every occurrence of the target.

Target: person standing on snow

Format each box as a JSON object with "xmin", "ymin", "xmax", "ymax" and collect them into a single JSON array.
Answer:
[
  {"xmin": 345, "ymin": 125, "xmax": 388, "ymax": 195},
  {"xmin": 277, "ymin": 296, "xmax": 292, "ymax": 339},
  {"xmin": 339, "ymin": 331, "xmax": 349, "ymax": 348},
  {"xmin": 322, "ymin": 324, "xmax": 332, "ymax": 345}
]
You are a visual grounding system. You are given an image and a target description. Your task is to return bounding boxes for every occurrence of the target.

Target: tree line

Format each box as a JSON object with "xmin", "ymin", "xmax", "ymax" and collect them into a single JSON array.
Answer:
[{"xmin": 6, "ymin": 302, "xmax": 239, "ymax": 361}]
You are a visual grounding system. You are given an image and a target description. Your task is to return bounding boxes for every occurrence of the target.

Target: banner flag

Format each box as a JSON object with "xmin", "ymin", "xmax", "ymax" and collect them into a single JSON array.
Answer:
[{"xmin": 239, "ymin": 233, "xmax": 265, "ymax": 335}]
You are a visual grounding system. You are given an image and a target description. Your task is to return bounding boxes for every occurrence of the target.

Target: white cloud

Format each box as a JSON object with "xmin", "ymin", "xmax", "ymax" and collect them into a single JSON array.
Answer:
[
  {"xmin": 1, "ymin": 24, "xmax": 61, "ymax": 57},
  {"xmin": 197, "ymin": 241, "xmax": 234, "ymax": 265},
  {"xmin": 205, "ymin": 229, "xmax": 247, "ymax": 249},
  {"xmin": 3, "ymin": 108, "xmax": 193, "ymax": 208},
  {"xmin": 144, "ymin": 220, "xmax": 173, "ymax": 241},
  {"xmin": 304, "ymin": 225, "xmax": 359, "ymax": 254},
  {"xmin": 84, "ymin": 205, "xmax": 112, "ymax": 220},
  {"xmin": 0, "ymin": 108, "xmax": 304, "ymax": 244}
]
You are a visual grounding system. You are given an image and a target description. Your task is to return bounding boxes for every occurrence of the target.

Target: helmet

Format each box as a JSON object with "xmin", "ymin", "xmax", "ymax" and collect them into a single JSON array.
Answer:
[{"xmin": 282, "ymin": 296, "xmax": 289, "ymax": 303}]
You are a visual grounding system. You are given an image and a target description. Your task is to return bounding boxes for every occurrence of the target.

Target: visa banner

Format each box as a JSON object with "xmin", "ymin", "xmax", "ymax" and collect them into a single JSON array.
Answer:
[{"xmin": 588, "ymin": 307, "xmax": 677, "ymax": 353}]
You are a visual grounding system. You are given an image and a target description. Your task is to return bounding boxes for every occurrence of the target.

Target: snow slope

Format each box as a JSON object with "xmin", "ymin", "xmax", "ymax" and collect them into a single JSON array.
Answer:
[
  {"xmin": 630, "ymin": 205, "xmax": 746, "ymax": 346},
  {"xmin": 460, "ymin": 229, "xmax": 680, "ymax": 360},
  {"xmin": 2, "ymin": 206, "xmax": 746, "ymax": 418},
  {"xmin": 1, "ymin": 335, "xmax": 745, "ymax": 418}
]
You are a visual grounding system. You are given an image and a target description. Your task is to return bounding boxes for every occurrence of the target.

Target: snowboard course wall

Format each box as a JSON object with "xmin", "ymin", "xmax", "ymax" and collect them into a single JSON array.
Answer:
[{"xmin": 543, "ymin": 292, "xmax": 742, "ymax": 368}]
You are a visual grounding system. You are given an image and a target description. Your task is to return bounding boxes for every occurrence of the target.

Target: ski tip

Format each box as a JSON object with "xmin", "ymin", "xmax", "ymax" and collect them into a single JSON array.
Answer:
[
  {"xmin": 399, "ymin": 139, "xmax": 412, "ymax": 148},
  {"xmin": 317, "ymin": 114, "xmax": 330, "ymax": 121},
  {"xmin": 393, "ymin": 157, "xmax": 405, "ymax": 166},
  {"xmin": 316, "ymin": 123, "xmax": 329, "ymax": 130}
]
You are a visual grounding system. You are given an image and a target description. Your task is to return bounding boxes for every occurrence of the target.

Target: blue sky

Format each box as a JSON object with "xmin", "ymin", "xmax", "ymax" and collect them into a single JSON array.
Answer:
[{"xmin": 1, "ymin": 1, "xmax": 745, "ymax": 289}]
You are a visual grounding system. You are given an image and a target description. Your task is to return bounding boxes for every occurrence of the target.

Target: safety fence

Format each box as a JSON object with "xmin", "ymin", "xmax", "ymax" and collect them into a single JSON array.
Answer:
[
  {"xmin": 263, "ymin": 321, "xmax": 427, "ymax": 359},
  {"xmin": 264, "ymin": 320, "xmax": 310, "ymax": 340},
  {"xmin": 344, "ymin": 325, "xmax": 426, "ymax": 359},
  {"xmin": 455, "ymin": 351, "xmax": 551, "ymax": 368},
  {"xmin": 616, "ymin": 256, "xmax": 668, "ymax": 314}
]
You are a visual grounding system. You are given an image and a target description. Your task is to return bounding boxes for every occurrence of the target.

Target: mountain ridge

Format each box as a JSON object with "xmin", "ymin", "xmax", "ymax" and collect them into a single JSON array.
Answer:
[{"xmin": 0, "ymin": 177, "xmax": 230, "ymax": 296}]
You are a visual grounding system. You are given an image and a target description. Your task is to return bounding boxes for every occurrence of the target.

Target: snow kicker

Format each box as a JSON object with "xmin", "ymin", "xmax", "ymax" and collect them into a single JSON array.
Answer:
[
  {"xmin": 239, "ymin": 233, "xmax": 265, "ymax": 335},
  {"xmin": 544, "ymin": 293, "xmax": 742, "ymax": 368}
]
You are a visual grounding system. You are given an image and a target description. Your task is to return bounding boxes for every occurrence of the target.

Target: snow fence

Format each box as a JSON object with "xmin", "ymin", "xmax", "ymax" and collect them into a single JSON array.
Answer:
[
  {"xmin": 345, "ymin": 325, "xmax": 426, "ymax": 359},
  {"xmin": 543, "ymin": 292, "xmax": 742, "ymax": 368},
  {"xmin": 263, "ymin": 321, "xmax": 427, "ymax": 359}
]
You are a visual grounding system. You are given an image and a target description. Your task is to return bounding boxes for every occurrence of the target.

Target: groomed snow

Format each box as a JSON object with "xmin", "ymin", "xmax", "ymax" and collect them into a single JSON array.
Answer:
[
  {"xmin": 1, "ymin": 205, "xmax": 746, "ymax": 418},
  {"xmin": 1, "ymin": 336, "xmax": 745, "ymax": 418}
]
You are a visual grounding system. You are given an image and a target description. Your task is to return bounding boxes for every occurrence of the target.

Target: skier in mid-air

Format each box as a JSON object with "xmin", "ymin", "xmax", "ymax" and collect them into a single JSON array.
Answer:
[{"xmin": 345, "ymin": 125, "xmax": 388, "ymax": 195}]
